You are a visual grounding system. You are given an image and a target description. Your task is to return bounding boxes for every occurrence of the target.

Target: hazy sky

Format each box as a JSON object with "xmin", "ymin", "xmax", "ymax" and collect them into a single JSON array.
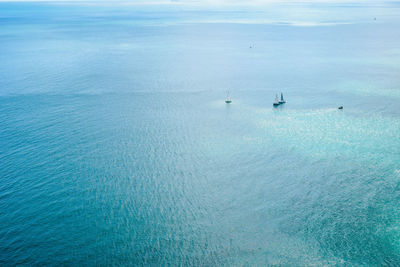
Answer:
[{"xmin": 0, "ymin": 0, "xmax": 383, "ymax": 3}]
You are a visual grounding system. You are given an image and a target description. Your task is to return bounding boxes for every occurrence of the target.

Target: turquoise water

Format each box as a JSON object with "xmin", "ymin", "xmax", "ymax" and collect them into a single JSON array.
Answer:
[{"xmin": 1, "ymin": 2, "xmax": 400, "ymax": 265}]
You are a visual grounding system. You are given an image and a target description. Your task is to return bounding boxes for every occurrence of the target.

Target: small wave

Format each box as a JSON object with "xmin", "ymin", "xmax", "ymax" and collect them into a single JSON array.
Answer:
[{"xmin": 182, "ymin": 19, "xmax": 352, "ymax": 27}]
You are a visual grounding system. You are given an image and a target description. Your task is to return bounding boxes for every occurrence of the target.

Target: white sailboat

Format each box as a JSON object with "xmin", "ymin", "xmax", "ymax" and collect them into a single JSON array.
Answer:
[
  {"xmin": 225, "ymin": 91, "xmax": 232, "ymax": 103},
  {"xmin": 279, "ymin": 92, "xmax": 286, "ymax": 104},
  {"xmin": 273, "ymin": 94, "xmax": 280, "ymax": 107}
]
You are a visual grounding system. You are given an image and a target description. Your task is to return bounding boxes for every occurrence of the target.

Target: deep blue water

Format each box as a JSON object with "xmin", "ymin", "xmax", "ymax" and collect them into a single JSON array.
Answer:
[{"xmin": 1, "ymin": 2, "xmax": 400, "ymax": 265}]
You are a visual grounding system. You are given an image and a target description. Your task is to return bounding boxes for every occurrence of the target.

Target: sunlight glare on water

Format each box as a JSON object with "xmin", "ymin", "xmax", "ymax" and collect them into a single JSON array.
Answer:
[{"xmin": 0, "ymin": 1, "xmax": 400, "ymax": 265}]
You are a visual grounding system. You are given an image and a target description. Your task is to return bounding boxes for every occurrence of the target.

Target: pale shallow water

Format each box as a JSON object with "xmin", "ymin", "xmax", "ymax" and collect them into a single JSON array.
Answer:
[{"xmin": 0, "ymin": 2, "xmax": 400, "ymax": 266}]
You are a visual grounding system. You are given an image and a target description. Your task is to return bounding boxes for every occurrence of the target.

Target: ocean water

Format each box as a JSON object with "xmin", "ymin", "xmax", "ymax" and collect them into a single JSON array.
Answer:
[{"xmin": 1, "ymin": 2, "xmax": 400, "ymax": 265}]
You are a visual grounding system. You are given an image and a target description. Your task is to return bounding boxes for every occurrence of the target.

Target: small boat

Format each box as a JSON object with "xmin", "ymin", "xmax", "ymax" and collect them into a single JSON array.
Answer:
[
  {"xmin": 338, "ymin": 106, "xmax": 343, "ymax": 110},
  {"xmin": 273, "ymin": 94, "xmax": 280, "ymax": 107},
  {"xmin": 225, "ymin": 92, "xmax": 232, "ymax": 103},
  {"xmin": 279, "ymin": 92, "xmax": 286, "ymax": 104}
]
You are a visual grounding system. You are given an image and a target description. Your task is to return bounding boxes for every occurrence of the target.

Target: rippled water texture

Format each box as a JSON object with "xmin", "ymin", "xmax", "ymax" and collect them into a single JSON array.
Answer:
[{"xmin": 1, "ymin": 2, "xmax": 400, "ymax": 265}]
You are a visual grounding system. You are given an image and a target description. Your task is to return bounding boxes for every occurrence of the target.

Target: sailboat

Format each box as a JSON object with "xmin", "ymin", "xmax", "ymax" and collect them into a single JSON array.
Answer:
[
  {"xmin": 273, "ymin": 94, "xmax": 280, "ymax": 107},
  {"xmin": 279, "ymin": 93, "xmax": 286, "ymax": 104},
  {"xmin": 225, "ymin": 91, "xmax": 232, "ymax": 103}
]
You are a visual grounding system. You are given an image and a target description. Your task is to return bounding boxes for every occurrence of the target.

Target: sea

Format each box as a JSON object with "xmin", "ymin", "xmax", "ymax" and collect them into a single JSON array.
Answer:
[{"xmin": 0, "ymin": 1, "xmax": 400, "ymax": 265}]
